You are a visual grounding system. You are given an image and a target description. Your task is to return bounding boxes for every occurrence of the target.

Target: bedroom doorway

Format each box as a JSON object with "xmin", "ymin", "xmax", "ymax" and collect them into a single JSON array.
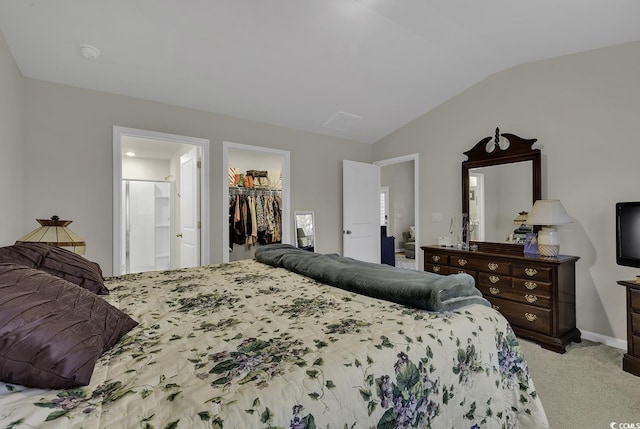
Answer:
[
  {"xmin": 113, "ymin": 126, "xmax": 210, "ymax": 275},
  {"xmin": 376, "ymin": 154, "xmax": 419, "ymax": 270},
  {"xmin": 342, "ymin": 154, "xmax": 419, "ymax": 270}
]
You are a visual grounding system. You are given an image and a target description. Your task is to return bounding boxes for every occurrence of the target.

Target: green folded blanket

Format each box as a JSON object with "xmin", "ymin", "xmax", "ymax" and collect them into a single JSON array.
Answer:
[{"xmin": 255, "ymin": 244, "xmax": 489, "ymax": 312}]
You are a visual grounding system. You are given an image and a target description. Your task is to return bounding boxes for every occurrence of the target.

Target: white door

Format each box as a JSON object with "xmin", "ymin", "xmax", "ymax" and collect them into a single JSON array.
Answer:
[
  {"xmin": 343, "ymin": 160, "xmax": 380, "ymax": 263},
  {"xmin": 180, "ymin": 148, "xmax": 200, "ymax": 268}
]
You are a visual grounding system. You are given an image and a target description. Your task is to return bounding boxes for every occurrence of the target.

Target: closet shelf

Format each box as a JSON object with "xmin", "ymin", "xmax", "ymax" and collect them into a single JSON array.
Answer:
[{"xmin": 229, "ymin": 186, "xmax": 281, "ymax": 193}]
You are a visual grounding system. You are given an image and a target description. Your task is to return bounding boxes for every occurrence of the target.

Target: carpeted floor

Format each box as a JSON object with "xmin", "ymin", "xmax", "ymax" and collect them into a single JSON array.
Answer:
[
  {"xmin": 395, "ymin": 252, "xmax": 418, "ymax": 270},
  {"xmin": 519, "ymin": 339, "xmax": 640, "ymax": 427}
]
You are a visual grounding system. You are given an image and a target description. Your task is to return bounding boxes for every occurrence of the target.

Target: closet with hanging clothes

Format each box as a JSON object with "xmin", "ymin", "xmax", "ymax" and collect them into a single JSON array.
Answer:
[
  {"xmin": 229, "ymin": 187, "xmax": 282, "ymax": 250},
  {"xmin": 227, "ymin": 146, "xmax": 286, "ymax": 262}
]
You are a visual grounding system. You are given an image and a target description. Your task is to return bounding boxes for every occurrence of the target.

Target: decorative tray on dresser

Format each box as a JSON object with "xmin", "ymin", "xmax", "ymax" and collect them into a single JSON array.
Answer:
[{"xmin": 422, "ymin": 245, "xmax": 581, "ymax": 353}]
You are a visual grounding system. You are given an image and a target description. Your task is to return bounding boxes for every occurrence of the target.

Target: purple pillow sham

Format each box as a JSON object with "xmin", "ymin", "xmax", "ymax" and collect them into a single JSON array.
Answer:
[
  {"xmin": 0, "ymin": 242, "xmax": 108, "ymax": 295},
  {"xmin": 0, "ymin": 263, "xmax": 138, "ymax": 389}
]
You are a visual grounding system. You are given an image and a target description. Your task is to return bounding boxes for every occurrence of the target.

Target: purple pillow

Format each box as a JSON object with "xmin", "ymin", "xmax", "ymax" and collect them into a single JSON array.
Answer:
[
  {"xmin": 0, "ymin": 263, "xmax": 137, "ymax": 389},
  {"xmin": 0, "ymin": 242, "xmax": 108, "ymax": 295}
]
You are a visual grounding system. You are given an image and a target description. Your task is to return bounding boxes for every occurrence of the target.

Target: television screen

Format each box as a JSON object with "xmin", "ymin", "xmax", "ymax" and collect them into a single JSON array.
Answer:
[{"xmin": 616, "ymin": 202, "xmax": 640, "ymax": 268}]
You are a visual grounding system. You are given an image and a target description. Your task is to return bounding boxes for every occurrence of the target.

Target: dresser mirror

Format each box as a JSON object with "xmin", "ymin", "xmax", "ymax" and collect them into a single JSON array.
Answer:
[{"xmin": 462, "ymin": 128, "xmax": 541, "ymax": 252}]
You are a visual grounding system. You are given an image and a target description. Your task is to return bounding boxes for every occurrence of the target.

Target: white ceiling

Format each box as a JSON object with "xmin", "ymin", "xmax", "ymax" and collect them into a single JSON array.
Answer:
[
  {"xmin": 2, "ymin": 1, "xmax": 640, "ymax": 144},
  {"xmin": 121, "ymin": 136, "xmax": 185, "ymax": 160}
]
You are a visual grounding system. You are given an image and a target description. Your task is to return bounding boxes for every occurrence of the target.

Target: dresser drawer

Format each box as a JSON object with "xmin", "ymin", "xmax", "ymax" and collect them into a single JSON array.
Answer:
[
  {"xmin": 424, "ymin": 263, "xmax": 449, "ymax": 275},
  {"xmin": 633, "ymin": 334, "xmax": 640, "ymax": 357},
  {"xmin": 632, "ymin": 312, "xmax": 640, "ymax": 335},
  {"xmin": 479, "ymin": 284, "xmax": 551, "ymax": 309},
  {"xmin": 449, "ymin": 267, "xmax": 477, "ymax": 277},
  {"xmin": 486, "ymin": 296, "xmax": 552, "ymax": 335},
  {"xmin": 478, "ymin": 272, "xmax": 511, "ymax": 288},
  {"xmin": 630, "ymin": 289, "xmax": 640, "ymax": 313},
  {"xmin": 450, "ymin": 256, "xmax": 510, "ymax": 275},
  {"xmin": 512, "ymin": 278, "xmax": 552, "ymax": 295},
  {"xmin": 512, "ymin": 264, "xmax": 552, "ymax": 281},
  {"xmin": 424, "ymin": 252, "xmax": 449, "ymax": 265}
]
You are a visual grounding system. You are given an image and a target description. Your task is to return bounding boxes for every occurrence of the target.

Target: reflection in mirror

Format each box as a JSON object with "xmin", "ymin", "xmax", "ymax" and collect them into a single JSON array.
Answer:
[
  {"xmin": 294, "ymin": 211, "xmax": 315, "ymax": 252},
  {"xmin": 468, "ymin": 162, "xmax": 533, "ymax": 243}
]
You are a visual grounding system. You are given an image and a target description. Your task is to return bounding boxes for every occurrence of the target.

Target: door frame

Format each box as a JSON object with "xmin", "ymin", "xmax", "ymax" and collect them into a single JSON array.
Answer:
[
  {"xmin": 222, "ymin": 141, "xmax": 291, "ymax": 263},
  {"xmin": 374, "ymin": 153, "xmax": 419, "ymax": 270},
  {"xmin": 113, "ymin": 126, "xmax": 210, "ymax": 275}
]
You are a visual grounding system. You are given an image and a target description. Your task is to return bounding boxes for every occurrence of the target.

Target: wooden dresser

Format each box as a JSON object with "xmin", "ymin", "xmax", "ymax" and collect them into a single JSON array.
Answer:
[
  {"xmin": 617, "ymin": 280, "xmax": 640, "ymax": 376},
  {"xmin": 422, "ymin": 245, "xmax": 581, "ymax": 353}
]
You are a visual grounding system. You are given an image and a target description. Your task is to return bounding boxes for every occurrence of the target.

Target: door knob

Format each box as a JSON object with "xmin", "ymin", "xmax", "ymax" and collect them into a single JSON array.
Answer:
[
  {"xmin": 344, "ymin": 230, "xmax": 352, "ymax": 235},
  {"xmin": 176, "ymin": 233, "xmax": 183, "ymax": 238}
]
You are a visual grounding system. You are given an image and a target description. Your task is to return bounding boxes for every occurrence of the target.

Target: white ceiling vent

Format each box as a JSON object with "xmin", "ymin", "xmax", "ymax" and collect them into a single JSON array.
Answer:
[{"xmin": 323, "ymin": 111, "xmax": 363, "ymax": 132}]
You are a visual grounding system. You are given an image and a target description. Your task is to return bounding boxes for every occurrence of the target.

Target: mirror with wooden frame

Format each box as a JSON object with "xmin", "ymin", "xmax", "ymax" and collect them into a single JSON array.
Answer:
[{"xmin": 462, "ymin": 127, "xmax": 541, "ymax": 253}]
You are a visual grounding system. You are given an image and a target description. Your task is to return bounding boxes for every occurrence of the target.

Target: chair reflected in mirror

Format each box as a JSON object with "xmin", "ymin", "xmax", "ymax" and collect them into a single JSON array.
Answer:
[{"xmin": 294, "ymin": 211, "xmax": 315, "ymax": 252}]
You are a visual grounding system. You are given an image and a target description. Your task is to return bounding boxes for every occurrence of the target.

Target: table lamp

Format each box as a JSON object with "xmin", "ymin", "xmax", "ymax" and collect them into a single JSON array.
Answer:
[
  {"xmin": 525, "ymin": 200, "xmax": 572, "ymax": 256},
  {"xmin": 16, "ymin": 215, "xmax": 86, "ymax": 255}
]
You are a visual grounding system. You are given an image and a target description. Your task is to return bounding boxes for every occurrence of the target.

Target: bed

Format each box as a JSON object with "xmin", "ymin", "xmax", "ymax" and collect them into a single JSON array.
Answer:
[{"xmin": 0, "ymin": 244, "xmax": 549, "ymax": 428}]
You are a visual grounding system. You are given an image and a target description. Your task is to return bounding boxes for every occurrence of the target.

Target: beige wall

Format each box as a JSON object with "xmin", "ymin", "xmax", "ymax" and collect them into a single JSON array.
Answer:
[
  {"xmin": 0, "ymin": 31, "xmax": 24, "ymax": 244},
  {"xmin": 373, "ymin": 40, "xmax": 640, "ymax": 343},
  {"xmin": 20, "ymin": 79, "xmax": 372, "ymax": 275}
]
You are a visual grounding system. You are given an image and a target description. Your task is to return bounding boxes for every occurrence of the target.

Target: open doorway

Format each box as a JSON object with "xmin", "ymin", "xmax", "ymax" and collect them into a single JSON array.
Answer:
[
  {"xmin": 375, "ymin": 154, "xmax": 419, "ymax": 270},
  {"xmin": 113, "ymin": 126, "xmax": 210, "ymax": 275}
]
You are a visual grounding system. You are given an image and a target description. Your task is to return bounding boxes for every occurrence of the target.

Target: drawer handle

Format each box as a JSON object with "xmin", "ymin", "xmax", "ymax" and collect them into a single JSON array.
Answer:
[
  {"xmin": 487, "ymin": 263, "xmax": 499, "ymax": 271},
  {"xmin": 432, "ymin": 255, "xmax": 440, "ymax": 262},
  {"xmin": 524, "ymin": 294, "xmax": 538, "ymax": 303},
  {"xmin": 457, "ymin": 258, "xmax": 468, "ymax": 266},
  {"xmin": 433, "ymin": 266, "xmax": 441, "ymax": 273},
  {"xmin": 524, "ymin": 281, "xmax": 538, "ymax": 290},
  {"xmin": 524, "ymin": 268, "xmax": 538, "ymax": 277},
  {"xmin": 524, "ymin": 313, "xmax": 538, "ymax": 322},
  {"xmin": 457, "ymin": 270, "xmax": 465, "ymax": 274},
  {"xmin": 489, "ymin": 275, "xmax": 500, "ymax": 284},
  {"xmin": 492, "ymin": 304, "xmax": 500, "ymax": 311},
  {"xmin": 489, "ymin": 287, "xmax": 500, "ymax": 295}
]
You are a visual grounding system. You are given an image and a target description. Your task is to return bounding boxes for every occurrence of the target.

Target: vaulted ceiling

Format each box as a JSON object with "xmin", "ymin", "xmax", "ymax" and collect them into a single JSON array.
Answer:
[{"xmin": 1, "ymin": 1, "xmax": 639, "ymax": 143}]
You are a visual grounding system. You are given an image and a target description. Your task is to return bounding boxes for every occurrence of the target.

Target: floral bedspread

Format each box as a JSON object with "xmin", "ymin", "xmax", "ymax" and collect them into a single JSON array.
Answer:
[{"xmin": 0, "ymin": 259, "xmax": 549, "ymax": 428}]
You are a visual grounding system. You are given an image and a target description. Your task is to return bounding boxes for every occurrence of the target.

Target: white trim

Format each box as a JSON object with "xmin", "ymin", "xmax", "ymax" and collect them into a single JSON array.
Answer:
[
  {"xmin": 113, "ymin": 126, "xmax": 210, "ymax": 275},
  {"xmin": 379, "ymin": 186, "xmax": 389, "ymax": 227},
  {"xmin": 580, "ymin": 329, "xmax": 627, "ymax": 350},
  {"xmin": 222, "ymin": 141, "xmax": 291, "ymax": 263},
  {"xmin": 374, "ymin": 153, "xmax": 419, "ymax": 270}
]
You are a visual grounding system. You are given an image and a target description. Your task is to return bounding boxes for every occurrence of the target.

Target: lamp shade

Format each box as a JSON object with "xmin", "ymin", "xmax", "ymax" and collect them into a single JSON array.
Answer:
[
  {"xmin": 16, "ymin": 216, "xmax": 86, "ymax": 255},
  {"xmin": 525, "ymin": 200, "xmax": 572, "ymax": 226},
  {"xmin": 525, "ymin": 200, "xmax": 571, "ymax": 257},
  {"xmin": 513, "ymin": 211, "xmax": 528, "ymax": 225}
]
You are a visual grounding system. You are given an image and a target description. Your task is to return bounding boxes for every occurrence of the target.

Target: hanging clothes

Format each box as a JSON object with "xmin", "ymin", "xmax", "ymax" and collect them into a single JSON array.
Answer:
[{"xmin": 229, "ymin": 191, "xmax": 282, "ymax": 251}]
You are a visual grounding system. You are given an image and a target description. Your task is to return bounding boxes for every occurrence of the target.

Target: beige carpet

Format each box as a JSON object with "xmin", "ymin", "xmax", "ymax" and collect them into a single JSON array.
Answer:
[
  {"xmin": 520, "ymin": 339, "xmax": 640, "ymax": 427},
  {"xmin": 395, "ymin": 252, "xmax": 418, "ymax": 270}
]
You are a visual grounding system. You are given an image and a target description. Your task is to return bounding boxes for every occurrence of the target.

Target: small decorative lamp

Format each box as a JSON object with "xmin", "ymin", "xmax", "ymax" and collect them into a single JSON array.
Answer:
[
  {"xmin": 513, "ymin": 211, "xmax": 528, "ymax": 226},
  {"xmin": 526, "ymin": 200, "xmax": 572, "ymax": 257},
  {"xmin": 16, "ymin": 215, "xmax": 86, "ymax": 255}
]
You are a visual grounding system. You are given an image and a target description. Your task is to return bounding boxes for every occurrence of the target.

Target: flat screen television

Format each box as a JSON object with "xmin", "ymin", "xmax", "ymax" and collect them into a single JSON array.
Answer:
[{"xmin": 616, "ymin": 202, "xmax": 640, "ymax": 268}]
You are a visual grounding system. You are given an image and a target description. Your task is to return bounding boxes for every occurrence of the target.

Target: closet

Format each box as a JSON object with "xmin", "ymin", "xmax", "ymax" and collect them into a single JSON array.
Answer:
[{"xmin": 226, "ymin": 144, "xmax": 289, "ymax": 262}]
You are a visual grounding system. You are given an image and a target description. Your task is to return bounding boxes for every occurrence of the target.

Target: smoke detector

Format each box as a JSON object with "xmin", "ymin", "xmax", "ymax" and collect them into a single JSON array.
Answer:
[{"xmin": 79, "ymin": 44, "xmax": 100, "ymax": 59}]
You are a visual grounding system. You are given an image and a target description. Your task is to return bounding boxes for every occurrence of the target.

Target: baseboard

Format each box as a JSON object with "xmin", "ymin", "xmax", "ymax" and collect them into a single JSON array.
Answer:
[{"xmin": 580, "ymin": 329, "xmax": 627, "ymax": 350}]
